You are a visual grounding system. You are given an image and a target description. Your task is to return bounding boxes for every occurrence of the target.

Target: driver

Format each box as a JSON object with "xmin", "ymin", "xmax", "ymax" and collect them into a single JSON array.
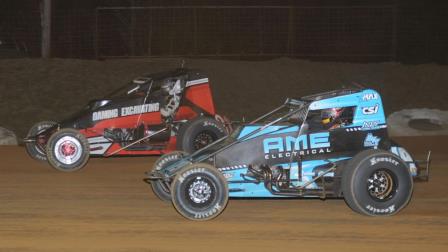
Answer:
[
  {"xmin": 160, "ymin": 78, "xmax": 183, "ymax": 122},
  {"xmin": 321, "ymin": 107, "xmax": 345, "ymax": 129}
]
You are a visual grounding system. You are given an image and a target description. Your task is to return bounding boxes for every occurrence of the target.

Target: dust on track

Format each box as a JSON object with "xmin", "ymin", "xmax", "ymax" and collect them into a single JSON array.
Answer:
[{"xmin": 0, "ymin": 137, "xmax": 447, "ymax": 252}]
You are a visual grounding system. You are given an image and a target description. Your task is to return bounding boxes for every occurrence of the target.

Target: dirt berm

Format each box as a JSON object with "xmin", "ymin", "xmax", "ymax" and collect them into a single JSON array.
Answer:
[{"xmin": 1, "ymin": 58, "xmax": 447, "ymax": 138}]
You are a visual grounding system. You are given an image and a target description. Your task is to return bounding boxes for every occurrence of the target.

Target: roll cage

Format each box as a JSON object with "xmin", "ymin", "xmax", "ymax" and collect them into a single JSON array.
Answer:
[{"xmin": 148, "ymin": 97, "xmax": 312, "ymax": 179}]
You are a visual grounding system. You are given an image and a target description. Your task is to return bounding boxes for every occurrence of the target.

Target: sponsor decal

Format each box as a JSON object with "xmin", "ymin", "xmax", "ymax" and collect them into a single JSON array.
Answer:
[
  {"xmin": 194, "ymin": 204, "xmax": 222, "ymax": 219},
  {"xmin": 364, "ymin": 133, "xmax": 380, "ymax": 148},
  {"xmin": 92, "ymin": 103, "xmax": 159, "ymax": 121},
  {"xmin": 362, "ymin": 93, "xmax": 379, "ymax": 101},
  {"xmin": 366, "ymin": 204, "xmax": 395, "ymax": 214},
  {"xmin": 362, "ymin": 121, "xmax": 379, "ymax": 129},
  {"xmin": 92, "ymin": 109, "xmax": 119, "ymax": 121},
  {"xmin": 263, "ymin": 132, "xmax": 331, "ymax": 160},
  {"xmin": 121, "ymin": 103, "xmax": 159, "ymax": 116},
  {"xmin": 178, "ymin": 167, "xmax": 205, "ymax": 183},
  {"xmin": 88, "ymin": 136, "xmax": 113, "ymax": 155},
  {"xmin": 362, "ymin": 104, "xmax": 379, "ymax": 115},
  {"xmin": 370, "ymin": 156, "xmax": 399, "ymax": 166}
]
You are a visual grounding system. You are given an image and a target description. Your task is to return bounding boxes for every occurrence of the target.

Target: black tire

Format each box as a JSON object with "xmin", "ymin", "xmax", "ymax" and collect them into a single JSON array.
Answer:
[
  {"xmin": 150, "ymin": 151, "xmax": 187, "ymax": 202},
  {"xmin": 46, "ymin": 128, "xmax": 90, "ymax": 172},
  {"xmin": 25, "ymin": 121, "xmax": 57, "ymax": 161},
  {"xmin": 171, "ymin": 163, "xmax": 228, "ymax": 221},
  {"xmin": 176, "ymin": 117, "xmax": 227, "ymax": 153},
  {"xmin": 342, "ymin": 149, "xmax": 413, "ymax": 216}
]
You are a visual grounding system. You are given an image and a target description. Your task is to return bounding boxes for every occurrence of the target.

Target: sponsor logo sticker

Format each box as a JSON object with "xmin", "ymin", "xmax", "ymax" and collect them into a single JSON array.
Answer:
[
  {"xmin": 92, "ymin": 103, "xmax": 159, "ymax": 121},
  {"xmin": 362, "ymin": 121, "xmax": 380, "ymax": 129},
  {"xmin": 362, "ymin": 104, "xmax": 379, "ymax": 115},
  {"xmin": 362, "ymin": 93, "xmax": 379, "ymax": 101},
  {"xmin": 92, "ymin": 109, "xmax": 119, "ymax": 121},
  {"xmin": 364, "ymin": 133, "xmax": 380, "ymax": 148},
  {"xmin": 263, "ymin": 132, "xmax": 331, "ymax": 160},
  {"xmin": 121, "ymin": 103, "xmax": 159, "ymax": 116}
]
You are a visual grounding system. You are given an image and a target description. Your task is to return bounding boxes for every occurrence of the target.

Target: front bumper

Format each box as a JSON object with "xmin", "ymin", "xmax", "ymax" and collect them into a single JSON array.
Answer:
[{"xmin": 415, "ymin": 150, "xmax": 431, "ymax": 181}]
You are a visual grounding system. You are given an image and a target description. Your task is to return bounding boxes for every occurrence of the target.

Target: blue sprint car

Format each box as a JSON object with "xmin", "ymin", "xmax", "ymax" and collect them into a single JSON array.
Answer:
[{"xmin": 145, "ymin": 88, "xmax": 430, "ymax": 220}]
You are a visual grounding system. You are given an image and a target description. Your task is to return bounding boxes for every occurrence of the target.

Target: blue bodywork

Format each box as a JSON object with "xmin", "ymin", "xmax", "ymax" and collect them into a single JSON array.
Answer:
[{"xmin": 152, "ymin": 88, "xmax": 420, "ymax": 198}]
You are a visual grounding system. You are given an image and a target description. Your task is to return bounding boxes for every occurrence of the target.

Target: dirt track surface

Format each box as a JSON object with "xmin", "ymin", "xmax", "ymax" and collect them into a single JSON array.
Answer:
[{"xmin": 1, "ymin": 137, "xmax": 448, "ymax": 252}]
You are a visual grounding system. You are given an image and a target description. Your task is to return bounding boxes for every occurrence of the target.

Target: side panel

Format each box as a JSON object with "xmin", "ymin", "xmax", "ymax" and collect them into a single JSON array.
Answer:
[{"xmin": 184, "ymin": 83, "xmax": 216, "ymax": 115}]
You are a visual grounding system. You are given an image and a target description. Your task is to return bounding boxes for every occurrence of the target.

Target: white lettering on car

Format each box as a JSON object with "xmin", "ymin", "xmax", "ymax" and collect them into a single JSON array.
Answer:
[
  {"xmin": 121, "ymin": 103, "xmax": 159, "ymax": 116},
  {"xmin": 92, "ymin": 109, "xmax": 119, "ymax": 121}
]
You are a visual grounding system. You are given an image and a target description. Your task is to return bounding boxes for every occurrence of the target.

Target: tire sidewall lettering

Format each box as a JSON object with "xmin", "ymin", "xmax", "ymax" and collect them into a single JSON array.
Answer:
[
  {"xmin": 343, "ymin": 150, "xmax": 413, "ymax": 216},
  {"xmin": 365, "ymin": 204, "xmax": 396, "ymax": 214},
  {"xmin": 194, "ymin": 203, "xmax": 222, "ymax": 219},
  {"xmin": 202, "ymin": 120, "xmax": 225, "ymax": 134},
  {"xmin": 178, "ymin": 167, "xmax": 205, "ymax": 183},
  {"xmin": 358, "ymin": 155, "xmax": 410, "ymax": 215}
]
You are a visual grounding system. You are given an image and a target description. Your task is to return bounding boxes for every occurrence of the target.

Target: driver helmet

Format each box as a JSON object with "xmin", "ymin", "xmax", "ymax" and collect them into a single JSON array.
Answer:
[
  {"xmin": 161, "ymin": 78, "xmax": 176, "ymax": 95},
  {"xmin": 321, "ymin": 107, "xmax": 344, "ymax": 125}
]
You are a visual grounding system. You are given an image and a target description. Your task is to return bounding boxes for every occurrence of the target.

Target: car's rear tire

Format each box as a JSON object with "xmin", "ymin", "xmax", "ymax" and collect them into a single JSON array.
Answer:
[
  {"xmin": 46, "ymin": 128, "xmax": 90, "ymax": 172},
  {"xmin": 25, "ymin": 121, "xmax": 56, "ymax": 161},
  {"xmin": 176, "ymin": 117, "xmax": 227, "ymax": 153},
  {"xmin": 150, "ymin": 151, "xmax": 187, "ymax": 202},
  {"xmin": 171, "ymin": 163, "xmax": 228, "ymax": 221},
  {"xmin": 342, "ymin": 149, "xmax": 413, "ymax": 216}
]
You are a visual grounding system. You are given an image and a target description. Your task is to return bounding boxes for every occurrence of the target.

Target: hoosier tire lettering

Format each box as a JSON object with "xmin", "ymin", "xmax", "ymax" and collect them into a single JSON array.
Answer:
[
  {"xmin": 178, "ymin": 167, "xmax": 205, "ymax": 183},
  {"xmin": 150, "ymin": 151, "xmax": 188, "ymax": 202},
  {"xmin": 366, "ymin": 204, "xmax": 396, "ymax": 214},
  {"xmin": 370, "ymin": 156, "xmax": 399, "ymax": 166},
  {"xmin": 342, "ymin": 149, "xmax": 413, "ymax": 216},
  {"xmin": 171, "ymin": 163, "xmax": 228, "ymax": 221},
  {"xmin": 194, "ymin": 204, "xmax": 222, "ymax": 219}
]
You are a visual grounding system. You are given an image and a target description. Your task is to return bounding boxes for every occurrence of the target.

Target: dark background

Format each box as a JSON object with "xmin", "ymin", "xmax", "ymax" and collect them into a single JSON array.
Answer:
[
  {"xmin": 1, "ymin": 0, "xmax": 447, "ymax": 64},
  {"xmin": 1, "ymin": 0, "xmax": 447, "ymax": 139}
]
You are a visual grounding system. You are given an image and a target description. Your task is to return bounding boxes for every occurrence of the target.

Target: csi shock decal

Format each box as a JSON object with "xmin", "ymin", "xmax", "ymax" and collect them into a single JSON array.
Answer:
[
  {"xmin": 92, "ymin": 103, "xmax": 159, "ymax": 121},
  {"xmin": 263, "ymin": 132, "xmax": 331, "ymax": 160},
  {"xmin": 362, "ymin": 104, "xmax": 379, "ymax": 115}
]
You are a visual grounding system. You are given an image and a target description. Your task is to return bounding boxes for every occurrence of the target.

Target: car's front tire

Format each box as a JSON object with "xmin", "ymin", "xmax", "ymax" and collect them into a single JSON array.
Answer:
[
  {"xmin": 46, "ymin": 128, "xmax": 90, "ymax": 172},
  {"xmin": 171, "ymin": 163, "xmax": 228, "ymax": 221},
  {"xmin": 25, "ymin": 121, "xmax": 56, "ymax": 161},
  {"xmin": 150, "ymin": 151, "xmax": 187, "ymax": 202},
  {"xmin": 342, "ymin": 149, "xmax": 413, "ymax": 216}
]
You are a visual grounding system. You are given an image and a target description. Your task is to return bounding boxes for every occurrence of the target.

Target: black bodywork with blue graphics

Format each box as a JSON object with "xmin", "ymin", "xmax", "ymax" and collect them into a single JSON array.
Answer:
[{"xmin": 146, "ymin": 88, "xmax": 430, "ymax": 220}]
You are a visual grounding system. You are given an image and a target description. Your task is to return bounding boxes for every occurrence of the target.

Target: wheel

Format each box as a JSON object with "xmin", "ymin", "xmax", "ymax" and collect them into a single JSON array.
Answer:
[
  {"xmin": 171, "ymin": 163, "xmax": 228, "ymax": 221},
  {"xmin": 46, "ymin": 128, "xmax": 90, "ymax": 172},
  {"xmin": 176, "ymin": 117, "xmax": 227, "ymax": 153},
  {"xmin": 25, "ymin": 121, "xmax": 57, "ymax": 161},
  {"xmin": 342, "ymin": 149, "xmax": 413, "ymax": 216},
  {"xmin": 150, "ymin": 151, "xmax": 187, "ymax": 202}
]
